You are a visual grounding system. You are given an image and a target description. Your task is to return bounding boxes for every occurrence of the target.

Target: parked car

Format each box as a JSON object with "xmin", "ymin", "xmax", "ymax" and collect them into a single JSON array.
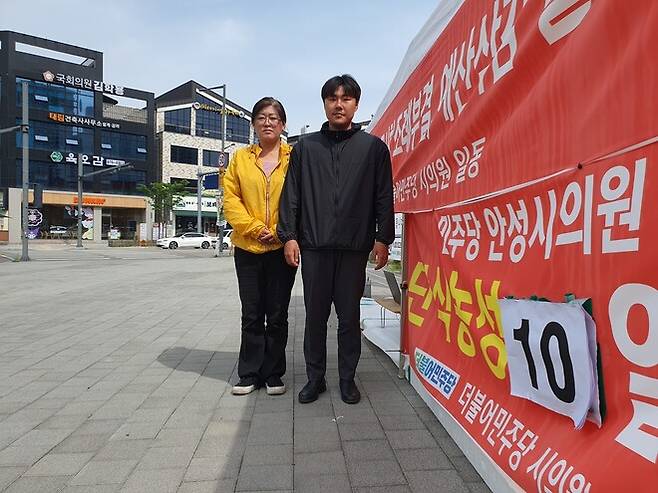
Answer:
[
  {"xmin": 156, "ymin": 232, "xmax": 217, "ymax": 250},
  {"xmin": 220, "ymin": 230, "xmax": 232, "ymax": 250}
]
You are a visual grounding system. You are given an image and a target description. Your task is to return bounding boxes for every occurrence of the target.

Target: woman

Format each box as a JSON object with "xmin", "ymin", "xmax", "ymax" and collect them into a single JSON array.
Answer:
[{"xmin": 223, "ymin": 97, "xmax": 296, "ymax": 396}]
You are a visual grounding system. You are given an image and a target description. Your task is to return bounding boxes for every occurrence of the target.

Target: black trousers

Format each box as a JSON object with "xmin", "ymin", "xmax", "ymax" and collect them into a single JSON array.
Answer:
[
  {"xmin": 234, "ymin": 247, "xmax": 297, "ymax": 381},
  {"xmin": 301, "ymin": 249, "xmax": 369, "ymax": 382}
]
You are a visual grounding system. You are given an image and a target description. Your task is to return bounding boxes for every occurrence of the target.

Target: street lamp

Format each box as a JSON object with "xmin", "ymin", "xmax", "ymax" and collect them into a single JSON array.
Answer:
[
  {"xmin": 197, "ymin": 84, "xmax": 228, "ymax": 254},
  {"xmin": 76, "ymin": 157, "xmax": 133, "ymax": 247},
  {"xmin": 0, "ymin": 115, "xmax": 29, "ymax": 260},
  {"xmin": 0, "ymin": 81, "xmax": 31, "ymax": 260}
]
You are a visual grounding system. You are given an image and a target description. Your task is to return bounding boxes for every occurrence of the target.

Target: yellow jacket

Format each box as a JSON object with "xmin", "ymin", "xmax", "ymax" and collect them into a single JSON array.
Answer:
[{"xmin": 222, "ymin": 142, "xmax": 292, "ymax": 254}]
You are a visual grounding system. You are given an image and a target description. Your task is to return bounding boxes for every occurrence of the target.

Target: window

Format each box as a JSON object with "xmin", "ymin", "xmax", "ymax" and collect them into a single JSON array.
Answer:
[
  {"xmin": 16, "ymin": 120, "xmax": 94, "ymax": 154},
  {"xmin": 16, "ymin": 77, "xmax": 94, "ymax": 116},
  {"xmin": 16, "ymin": 160, "xmax": 94, "ymax": 191},
  {"xmin": 226, "ymin": 115, "xmax": 251, "ymax": 144},
  {"xmin": 195, "ymin": 93, "xmax": 220, "ymax": 106},
  {"xmin": 164, "ymin": 108, "xmax": 191, "ymax": 134},
  {"xmin": 195, "ymin": 109, "xmax": 222, "ymax": 139},
  {"xmin": 170, "ymin": 145, "xmax": 198, "ymax": 165},
  {"xmin": 100, "ymin": 169, "xmax": 147, "ymax": 195},
  {"xmin": 15, "ymin": 159, "xmax": 145, "ymax": 195},
  {"xmin": 203, "ymin": 150, "xmax": 226, "ymax": 167},
  {"xmin": 100, "ymin": 131, "xmax": 147, "ymax": 161}
]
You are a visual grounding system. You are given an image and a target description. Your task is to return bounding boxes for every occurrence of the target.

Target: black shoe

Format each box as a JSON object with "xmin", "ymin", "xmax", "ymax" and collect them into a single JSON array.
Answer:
[
  {"xmin": 266, "ymin": 376, "xmax": 286, "ymax": 396},
  {"xmin": 298, "ymin": 379, "xmax": 327, "ymax": 404},
  {"xmin": 339, "ymin": 379, "xmax": 361, "ymax": 404},
  {"xmin": 231, "ymin": 377, "xmax": 258, "ymax": 396}
]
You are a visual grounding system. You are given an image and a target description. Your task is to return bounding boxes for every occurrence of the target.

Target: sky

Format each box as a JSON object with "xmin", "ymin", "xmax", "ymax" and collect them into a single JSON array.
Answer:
[{"xmin": 1, "ymin": 0, "xmax": 438, "ymax": 135}]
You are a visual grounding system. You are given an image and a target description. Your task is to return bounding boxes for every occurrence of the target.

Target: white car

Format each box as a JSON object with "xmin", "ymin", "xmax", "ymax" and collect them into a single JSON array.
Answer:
[
  {"xmin": 220, "ymin": 230, "xmax": 232, "ymax": 250},
  {"xmin": 157, "ymin": 232, "xmax": 217, "ymax": 250}
]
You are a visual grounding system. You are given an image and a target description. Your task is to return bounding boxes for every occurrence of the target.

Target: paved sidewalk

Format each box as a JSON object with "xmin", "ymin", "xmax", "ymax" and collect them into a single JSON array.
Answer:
[{"xmin": 0, "ymin": 253, "xmax": 490, "ymax": 492}]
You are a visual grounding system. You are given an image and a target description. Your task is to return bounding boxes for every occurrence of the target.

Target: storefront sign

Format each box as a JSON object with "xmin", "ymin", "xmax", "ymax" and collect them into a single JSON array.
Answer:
[
  {"xmin": 73, "ymin": 196, "xmax": 106, "ymax": 206},
  {"xmin": 43, "ymin": 191, "xmax": 145, "ymax": 209},
  {"xmin": 192, "ymin": 101, "xmax": 244, "ymax": 117},
  {"xmin": 50, "ymin": 152, "xmax": 125, "ymax": 168},
  {"xmin": 174, "ymin": 196, "xmax": 218, "ymax": 212},
  {"xmin": 371, "ymin": 0, "xmax": 658, "ymax": 491},
  {"xmin": 42, "ymin": 70, "xmax": 125, "ymax": 96},
  {"xmin": 48, "ymin": 112, "xmax": 120, "ymax": 130}
]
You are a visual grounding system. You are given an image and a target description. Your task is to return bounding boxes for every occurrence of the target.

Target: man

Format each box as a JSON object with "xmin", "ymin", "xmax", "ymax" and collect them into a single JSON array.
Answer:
[{"xmin": 277, "ymin": 74, "xmax": 394, "ymax": 404}]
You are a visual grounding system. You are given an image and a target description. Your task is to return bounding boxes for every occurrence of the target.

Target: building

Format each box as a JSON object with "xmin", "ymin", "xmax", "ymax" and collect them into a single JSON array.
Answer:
[
  {"xmin": 286, "ymin": 120, "xmax": 371, "ymax": 146},
  {"xmin": 0, "ymin": 31, "xmax": 156, "ymax": 242},
  {"xmin": 156, "ymin": 81, "xmax": 285, "ymax": 234}
]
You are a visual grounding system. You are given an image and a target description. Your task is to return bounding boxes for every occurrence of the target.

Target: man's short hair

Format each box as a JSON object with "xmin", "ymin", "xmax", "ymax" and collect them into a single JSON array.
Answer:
[{"xmin": 321, "ymin": 74, "xmax": 361, "ymax": 103}]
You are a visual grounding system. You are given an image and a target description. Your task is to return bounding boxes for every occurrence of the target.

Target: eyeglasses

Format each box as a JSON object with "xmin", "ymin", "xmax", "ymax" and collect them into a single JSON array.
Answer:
[{"xmin": 255, "ymin": 115, "xmax": 281, "ymax": 124}]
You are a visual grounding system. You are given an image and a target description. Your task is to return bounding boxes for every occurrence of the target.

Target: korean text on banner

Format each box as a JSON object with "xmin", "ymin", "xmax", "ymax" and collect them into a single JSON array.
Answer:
[{"xmin": 369, "ymin": 0, "xmax": 658, "ymax": 491}]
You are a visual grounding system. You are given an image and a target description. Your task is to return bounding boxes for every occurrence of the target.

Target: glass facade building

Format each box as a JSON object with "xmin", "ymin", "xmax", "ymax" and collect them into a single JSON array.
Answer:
[
  {"xmin": 100, "ymin": 131, "xmax": 148, "ymax": 162},
  {"xmin": 16, "ymin": 77, "xmax": 94, "ymax": 116},
  {"xmin": 164, "ymin": 108, "xmax": 190, "ymax": 134},
  {"xmin": 0, "ymin": 31, "xmax": 157, "ymax": 242}
]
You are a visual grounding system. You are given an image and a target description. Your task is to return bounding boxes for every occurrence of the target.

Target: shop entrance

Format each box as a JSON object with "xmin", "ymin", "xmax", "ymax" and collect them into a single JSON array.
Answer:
[{"xmin": 101, "ymin": 208, "xmax": 143, "ymax": 240}]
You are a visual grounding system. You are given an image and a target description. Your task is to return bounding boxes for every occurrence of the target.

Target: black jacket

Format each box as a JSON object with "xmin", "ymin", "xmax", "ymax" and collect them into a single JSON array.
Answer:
[{"xmin": 277, "ymin": 122, "xmax": 394, "ymax": 252}]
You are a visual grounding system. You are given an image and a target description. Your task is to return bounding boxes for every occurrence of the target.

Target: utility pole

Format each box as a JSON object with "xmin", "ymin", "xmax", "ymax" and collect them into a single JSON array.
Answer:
[
  {"xmin": 0, "ymin": 81, "xmax": 30, "ymax": 260},
  {"xmin": 218, "ymin": 84, "xmax": 228, "ymax": 253},
  {"xmin": 77, "ymin": 153, "xmax": 84, "ymax": 247},
  {"xmin": 196, "ymin": 83, "xmax": 228, "ymax": 254},
  {"xmin": 21, "ymin": 81, "xmax": 30, "ymax": 261},
  {"xmin": 196, "ymin": 171, "xmax": 203, "ymax": 233}
]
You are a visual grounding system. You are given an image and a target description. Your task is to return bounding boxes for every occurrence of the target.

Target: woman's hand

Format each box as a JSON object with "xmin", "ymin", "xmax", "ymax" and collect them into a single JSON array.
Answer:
[{"xmin": 258, "ymin": 228, "xmax": 276, "ymax": 244}]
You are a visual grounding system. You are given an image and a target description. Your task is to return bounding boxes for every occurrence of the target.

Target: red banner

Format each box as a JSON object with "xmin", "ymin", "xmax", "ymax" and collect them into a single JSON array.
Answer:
[
  {"xmin": 370, "ymin": 0, "xmax": 658, "ymax": 490},
  {"xmin": 371, "ymin": 0, "xmax": 658, "ymax": 213},
  {"xmin": 404, "ymin": 144, "xmax": 657, "ymax": 491}
]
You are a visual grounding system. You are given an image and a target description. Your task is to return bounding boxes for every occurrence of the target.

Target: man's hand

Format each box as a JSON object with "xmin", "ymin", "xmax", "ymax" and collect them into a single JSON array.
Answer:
[
  {"xmin": 258, "ymin": 228, "xmax": 276, "ymax": 244},
  {"xmin": 284, "ymin": 240, "xmax": 300, "ymax": 267},
  {"xmin": 372, "ymin": 241, "xmax": 389, "ymax": 270}
]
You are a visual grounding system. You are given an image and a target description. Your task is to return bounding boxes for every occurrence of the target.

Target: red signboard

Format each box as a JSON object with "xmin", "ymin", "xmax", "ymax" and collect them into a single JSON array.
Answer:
[
  {"xmin": 370, "ymin": 0, "xmax": 658, "ymax": 491},
  {"xmin": 371, "ymin": 0, "xmax": 658, "ymax": 214},
  {"xmin": 405, "ymin": 146, "xmax": 657, "ymax": 491}
]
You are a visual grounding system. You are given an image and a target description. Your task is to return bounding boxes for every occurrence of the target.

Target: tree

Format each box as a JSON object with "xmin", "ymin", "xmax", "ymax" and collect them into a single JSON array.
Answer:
[{"xmin": 137, "ymin": 181, "xmax": 188, "ymax": 224}]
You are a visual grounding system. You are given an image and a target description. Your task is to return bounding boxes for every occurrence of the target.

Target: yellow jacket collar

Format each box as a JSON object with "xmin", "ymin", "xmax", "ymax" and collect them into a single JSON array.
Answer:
[{"xmin": 250, "ymin": 141, "xmax": 292, "ymax": 160}]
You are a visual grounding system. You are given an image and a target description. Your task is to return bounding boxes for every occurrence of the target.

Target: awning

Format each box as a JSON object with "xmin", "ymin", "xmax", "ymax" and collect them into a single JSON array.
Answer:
[{"xmin": 174, "ymin": 210, "xmax": 218, "ymax": 218}]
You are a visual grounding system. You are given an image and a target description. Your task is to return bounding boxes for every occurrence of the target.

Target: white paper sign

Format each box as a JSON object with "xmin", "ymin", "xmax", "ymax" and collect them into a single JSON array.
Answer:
[{"xmin": 499, "ymin": 299, "xmax": 600, "ymax": 428}]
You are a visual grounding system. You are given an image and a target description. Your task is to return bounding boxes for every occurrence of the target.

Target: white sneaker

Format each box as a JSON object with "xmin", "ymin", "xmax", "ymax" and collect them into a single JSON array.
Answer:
[
  {"xmin": 265, "ymin": 376, "xmax": 286, "ymax": 395},
  {"xmin": 232, "ymin": 378, "xmax": 257, "ymax": 395}
]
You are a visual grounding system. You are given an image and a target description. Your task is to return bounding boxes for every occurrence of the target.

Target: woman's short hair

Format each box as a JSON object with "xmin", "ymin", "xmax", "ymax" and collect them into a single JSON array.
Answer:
[
  {"xmin": 251, "ymin": 97, "xmax": 287, "ymax": 125},
  {"xmin": 321, "ymin": 74, "xmax": 361, "ymax": 103}
]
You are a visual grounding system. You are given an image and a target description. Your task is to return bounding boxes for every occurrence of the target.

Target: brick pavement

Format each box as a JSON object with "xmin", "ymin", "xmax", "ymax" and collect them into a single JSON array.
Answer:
[{"xmin": 0, "ymin": 249, "xmax": 491, "ymax": 492}]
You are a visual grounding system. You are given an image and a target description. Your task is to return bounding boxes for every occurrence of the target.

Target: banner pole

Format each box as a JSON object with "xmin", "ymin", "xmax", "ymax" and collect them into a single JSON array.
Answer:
[{"xmin": 398, "ymin": 212, "xmax": 408, "ymax": 378}]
